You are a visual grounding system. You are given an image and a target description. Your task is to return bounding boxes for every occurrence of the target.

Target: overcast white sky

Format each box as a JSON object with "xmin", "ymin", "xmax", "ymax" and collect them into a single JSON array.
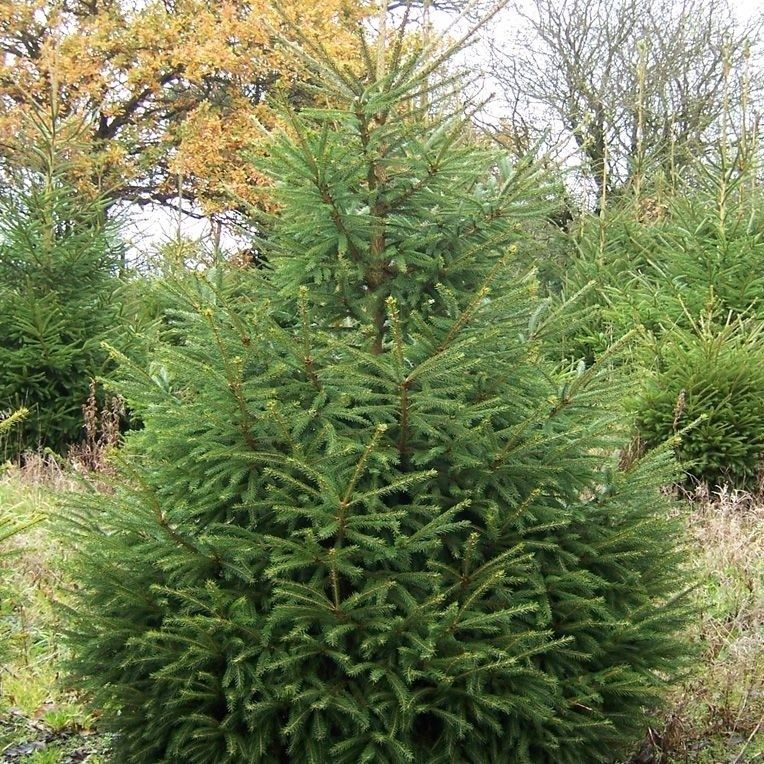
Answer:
[{"xmin": 734, "ymin": 0, "xmax": 760, "ymax": 17}]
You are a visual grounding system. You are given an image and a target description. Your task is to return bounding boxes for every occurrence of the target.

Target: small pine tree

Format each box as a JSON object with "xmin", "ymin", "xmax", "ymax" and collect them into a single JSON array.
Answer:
[
  {"xmin": 560, "ymin": 162, "xmax": 764, "ymax": 365},
  {"xmin": 65, "ymin": 16, "xmax": 691, "ymax": 764},
  {"xmin": 637, "ymin": 315, "xmax": 764, "ymax": 486},
  {"xmin": 0, "ymin": 107, "xmax": 123, "ymax": 457}
]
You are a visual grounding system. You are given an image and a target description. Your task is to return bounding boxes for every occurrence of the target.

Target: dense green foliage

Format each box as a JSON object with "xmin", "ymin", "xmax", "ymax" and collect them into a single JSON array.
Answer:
[
  {"xmin": 637, "ymin": 318, "xmax": 764, "ymax": 486},
  {"xmin": 0, "ymin": 118, "xmax": 123, "ymax": 458},
  {"xmin": 65, "ymin": 29, "xmax": 690, "ymax": 764},
  {"xmin": 559, "ymin": 169, "xmax": 764, "ymax": 484},
  {"xmin": 562, "ymin": 171, "xmax": 764, "ymax": 348}
]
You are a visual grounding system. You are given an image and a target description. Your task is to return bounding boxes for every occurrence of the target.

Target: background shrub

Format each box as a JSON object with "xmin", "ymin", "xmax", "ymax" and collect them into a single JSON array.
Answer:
[
  {"xmin": 637, "ymin": 317, "xmax": 764, "ymax": 487},
  {"xmin": 560, "ymin": 168, "xmax": 764, "ymax": 350},
  {"xmin": 557, "ymin": 166, "xmax": 764, "ymax": 485}
]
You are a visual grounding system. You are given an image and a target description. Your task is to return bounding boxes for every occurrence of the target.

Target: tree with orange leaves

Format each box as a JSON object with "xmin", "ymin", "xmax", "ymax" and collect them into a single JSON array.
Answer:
[{"xmin": 0, "ymin": 0, "xmax": 369, "ymax": 221}]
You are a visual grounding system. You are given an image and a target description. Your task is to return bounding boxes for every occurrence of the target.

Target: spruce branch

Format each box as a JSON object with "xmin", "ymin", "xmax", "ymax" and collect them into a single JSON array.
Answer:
[
  {"xmin": 427, "ymin": 251, "xmax": 514, "ymax": 360},
  {"xmin": 386, "ymin": 296, "xmax": 413, "ymax": 468},
  {"xmin": 298, "ymin": 286, "xmax": 321, "ymax": 389},
  {"xmin": 200, "ymin": 307, "xmax": 258, "ymax": 451},
  {"xmin": 278, "ymin": 105, "xmax": 367, "ymax": 267},
  {"xmin": 328, "ymin": 424, "xmax": 390, "ymax": 608},
  {"xmin": 341, "ymin": 424, "xmax": 389, "ymax": 507}
]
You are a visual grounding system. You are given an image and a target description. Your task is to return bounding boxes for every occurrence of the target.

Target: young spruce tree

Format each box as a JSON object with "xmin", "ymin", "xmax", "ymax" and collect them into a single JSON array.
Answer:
[
  {"xmin": 0, "ymin": 107, "xmax": 122, "ymax": 457},
  {"xmin": 65, "ymin": 14, "xmax": 690, "ymax": 764}
]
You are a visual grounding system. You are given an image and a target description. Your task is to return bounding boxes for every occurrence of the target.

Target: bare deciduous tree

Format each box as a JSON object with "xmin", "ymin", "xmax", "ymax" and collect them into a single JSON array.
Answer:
[{"xmin": 489, "ymin": 0, "xmax": 762, "ymax": 198}]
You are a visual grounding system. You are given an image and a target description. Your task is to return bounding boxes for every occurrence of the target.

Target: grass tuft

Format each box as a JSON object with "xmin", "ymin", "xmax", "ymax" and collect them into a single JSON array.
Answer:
[
  {"xmin": 634, "ymin": 484, "xmax": 764, "ymax": 763},
  {"xmin": 0, "ymin": 475, "xmax": 110, "ymax": 763}
]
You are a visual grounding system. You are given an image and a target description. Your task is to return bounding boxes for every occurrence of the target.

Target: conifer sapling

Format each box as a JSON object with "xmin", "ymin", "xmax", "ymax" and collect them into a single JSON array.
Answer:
[
  {"xmin": 0, "ymin": 107, "xmax": 122, "ymax": 457},
  {"xmin": 65, "ymin": 11, "xmax": 691, "ymax": 764}
]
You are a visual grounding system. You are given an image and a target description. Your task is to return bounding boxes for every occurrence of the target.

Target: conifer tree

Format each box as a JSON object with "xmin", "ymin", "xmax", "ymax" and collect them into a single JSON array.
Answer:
[
  {"xmin": 65, "ymin": 13, "xmax": 690, "ymax": 764},
  {"xmin": 0, "ymin": 108, "xmax": 123, "ymax": 457},
  {"xmin": 558, "ymin": 159, "xmax": 764, "ymax": 485}
]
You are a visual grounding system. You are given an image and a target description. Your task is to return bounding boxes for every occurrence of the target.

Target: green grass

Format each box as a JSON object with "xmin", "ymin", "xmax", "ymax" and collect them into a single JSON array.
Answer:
[
  {"xmin": 0, "ymin": 473, "xmax": 111, "ymax": 763},
  {"xmin": 0, "ymin": 471, "xmax": 762, "ymax": 763}
]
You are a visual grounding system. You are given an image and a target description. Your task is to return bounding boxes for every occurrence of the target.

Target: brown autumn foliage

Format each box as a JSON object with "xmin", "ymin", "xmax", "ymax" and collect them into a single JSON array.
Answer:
[{"xmin": 0, "ymin": 0, "xmax": 370, "ymax": 217}]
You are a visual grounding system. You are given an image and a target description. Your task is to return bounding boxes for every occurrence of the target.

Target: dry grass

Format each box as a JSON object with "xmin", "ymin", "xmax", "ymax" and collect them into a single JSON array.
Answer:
[
  {"xmin": 639, "ymin": 485, "xmax": 764, "ymax": 763},
  {"xmin": 1, "ymin": 456, "xmax": 80, "ymax": 495},
  {"xmin": 66, "ymin": 382, "xmax": 123, "ymax": 478}
]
